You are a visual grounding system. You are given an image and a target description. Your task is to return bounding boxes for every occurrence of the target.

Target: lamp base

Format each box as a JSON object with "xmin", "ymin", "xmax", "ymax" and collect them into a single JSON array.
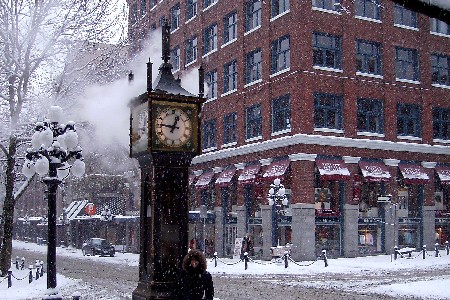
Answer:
[{"xmin": 132, "ymin": 281, "xmax": 175, "ymax": 300}]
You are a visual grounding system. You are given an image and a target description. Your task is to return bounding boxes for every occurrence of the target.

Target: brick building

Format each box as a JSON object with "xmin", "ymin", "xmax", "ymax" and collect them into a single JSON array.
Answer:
[{"xmin": 127, "ymin": 0, "xmax": 450, "ymax": 260}]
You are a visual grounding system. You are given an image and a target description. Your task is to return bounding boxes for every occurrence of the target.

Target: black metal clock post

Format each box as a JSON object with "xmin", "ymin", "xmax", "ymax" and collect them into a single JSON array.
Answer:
[{"xmin": 130, "ymin": 21, "xmax": 204, "ymax": 300}]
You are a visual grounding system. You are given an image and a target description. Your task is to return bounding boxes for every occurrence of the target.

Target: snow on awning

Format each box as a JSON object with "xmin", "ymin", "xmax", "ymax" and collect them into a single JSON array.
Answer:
[
  {"xmin": 316, "ymin": 158, "xmax": 351, "ymax": 181},
  {"xmin": 398, "ymin": 164, "xmax": 430, "ymax": 184},
  {"xmin": 359, "ymin": 160, "xmax": 391, "ymax": 182},
  {"xmin": 261, "ymin": 160, "xmax": 290, "ymax": 183},
  {"xmin": 436, "ymin": 166, "xmax": 450, "ymax": 185},
  {"xmin": 66, "ymin": 200, "xmax": 88, "ymax": 220},
  {"xmin": 194, "ymin": 172, "xmax": 214, "ymax": 189},
  {"xmin": 215, "ymin": 168, "xmax": 237, "ymax": 187},
  {"xmin": 238, "ymin": 164, "xmax": 261, "ymax": 184}
]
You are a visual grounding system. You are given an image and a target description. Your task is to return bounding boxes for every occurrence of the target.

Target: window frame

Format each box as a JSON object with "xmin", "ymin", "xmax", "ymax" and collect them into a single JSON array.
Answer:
[
  {"xmin": 431, "ymin": 53, "xmax": 450, "ymax": 86},
  {"xmin": 245, "ymin": 0, "xmax": 262, "ymax": 32},
  {"xmin": 223, "ymin": 60, "xmax": 238, "ymax": 93},
  {"xmin": 223, "ymin": 11, "xmax": 238, "ymax": 44},
  {"xmin": 313, "ymin": 32, "xmax": 342, "ymax": 70},
  {"xmin": 271, "ymin": 0, "xmax": 290, "ymax": 17},
  {"xmin": 397, "ymin": 103, "xmax": 421, "ymax": 138},
  {"xmin": 186, "ymin": 0, "xmax": 197, "ymax": 21},
  {"xmin": 356, "ymin": 39, "xmax": 382, "ymax": 75},
  {"xmin": 223, "ymin": 112, "xmax": 237, "ymax": 144},
  {"xmin": 393, "ymin": 3, "xmax": 417, "ymax": 28},
  {"xmin": 170, "ymin": 3, "xmax": 181, "ymax": 31},
  {"xmin": 171, "ymin": 46, "xmax": 181, "ymax": 71},
  {"xmin": 313, "ymin": 92, "xmax": 343, "ymax": 130},
  {"xmin": 203, "ymin": 23, "xmax": 218, "ymax": 55},
  {"xmin": 357, "ymin": 98, "xmax": 384, "ymax": 134},
  {"xmin": 430, "ymin": 18, "xmax": 450, "ymax": 35},
  {"xmin": 206, "ymin": 69, "xmax": 218, "ymax": 99},
  {"xmin": 395, "ymin": 47, "xmax": 419, "ymax": 81},
  {"xmin": 312, "ymin": 0, "xmax": 341, "ymax": 12},
  {"xmin": 433, "ymin": 107, "xmax": 450, "ymax": 140},
  {"xmin": 246, "ymin": 48, "xmax": 262, "ymax": 84},
  {"xmin": 202, "ymin": 119, "xmax": 217, "ymax": 149},
  {"xmin": 272, "ymin": 94, "xmax": 291, "ymax": 133},
  {"xmin": 185, "ymin": 36, "xmax": 198, "ymax": 65},
  {"xmin": 246, "ymin": 103, "xmax": 263, "ymax": 139},
  {"xmin": 355, "ymin": 0, "xmax": 381, "ymax": 20},
  {"xmin": 271, "ymin": 35, "xmax": 290, "ymax": 74}
]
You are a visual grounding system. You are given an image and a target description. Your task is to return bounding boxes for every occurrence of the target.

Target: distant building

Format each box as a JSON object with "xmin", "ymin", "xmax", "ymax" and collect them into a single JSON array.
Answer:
[{"xmin": 127, "ymin": 0, "xmax": 450, "ymax": 260}]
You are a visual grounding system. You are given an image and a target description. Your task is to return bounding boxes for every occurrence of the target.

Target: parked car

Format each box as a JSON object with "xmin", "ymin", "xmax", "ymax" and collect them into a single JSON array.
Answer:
[{"xmin": 82, "ymin": 238, "xmax": 115, "ymax": 257}]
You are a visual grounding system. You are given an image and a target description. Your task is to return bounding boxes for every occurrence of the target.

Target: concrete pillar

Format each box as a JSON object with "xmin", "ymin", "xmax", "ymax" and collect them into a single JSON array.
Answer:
[
  {"xmin": 234, "ymin": 205, "xmax": 247, "ymax": 239},
  {"xmin": 343, "ymin": 204, "xmax": 359, "ymax": 257},
  {"xmin": 423, "ymin": 206, "xmax": 436, "ymax": 250},
  {"xmin": 290, "ymin": 203, "xmax": 316, "ymax": 261},
  {"xmin": 261, "ymin": 205, "xmax": 273, "ymax": 260},
  {"xmin": 214, "ymin": 206, "xmax": 224, "ymax": 257}
]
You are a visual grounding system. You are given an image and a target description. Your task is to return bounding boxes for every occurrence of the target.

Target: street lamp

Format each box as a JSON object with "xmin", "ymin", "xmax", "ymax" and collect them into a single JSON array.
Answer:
[
  {"xmin": 100, "ymin": 205, "xmax": 113, "ymax": 240},
  {"xmin": 21, "ymin": 106, "xmax": 85, "ymax": 299},
  {"xmin": 267, "ymin": 178, "xmax": 289, "ymax": 247}
]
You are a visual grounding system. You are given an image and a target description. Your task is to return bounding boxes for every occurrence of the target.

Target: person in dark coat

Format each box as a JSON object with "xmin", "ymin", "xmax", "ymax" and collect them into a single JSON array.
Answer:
[{"xmin": 178, "ymin": 249, "xmax": 214, "ymax": 300}]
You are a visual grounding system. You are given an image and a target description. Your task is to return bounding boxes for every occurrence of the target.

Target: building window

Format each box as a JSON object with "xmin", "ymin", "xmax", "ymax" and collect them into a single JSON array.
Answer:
[
  {"xmin": 355, "ymin": 0, "xmax": 381, "ymax": 20},
  {"xmin": 223, "ymin": 60, "xmax": 237, "ymax": 93},
  {"xmin": 223, "ymin": 112, "xmax": 237, "ymax": 144},
  {"xmin": 356, "ymin": 40, "xmax": 382, "ymax": 75},
  {"xmin": 314, "ymin": 93, "xmax": 343, "ymax": 130},
  {"xmin": 313, "ymin": 32, "xmax": 341, "ymax": 69},
  {"xmin": 201, "ymin": 189, "xmax": 214, "ymax": 210},
  {"xmin": 312, "ymin": 0, "xmax": 340, "ymax": 12},
  {"xmin": 271, "ymin": 35, "xmax": 290, "ymax": 74},
  {"xmin": 272, "ymin": 0, "xmax": 290, "ymax": 17},
  {"xmin": 203, "ymin": 0, "xmax": 217, "ymax": 9},
  {"xmin": 160, "ymin": 16, "xmax": 166, "ymax": 27},
  {"xmin": 395, "ymin": 47, "xmax": 419, "ymax": 81},
  {"xmin": 394, "ymin": 3, "xmax": 417, "ymax": 28},
  {"xmin": 431, "ymin": 18, "xmax": 450, "ymax": 35},
  {"xmin": 186, "ymin": 0, "xmax": 197, "ymax": 21},
  {"xmin": 206, "ymin": 69, "xmax": 218, "ymax": 99},
  {"xmin": 433, "ymin": 107, "xmax": 450, "ymax": 140},
  {"xmin": 224, "ymin": 11, "xmax": 237, "ymax": 44},
  {"xmin": 141, "ymin": 0, "xmax": 147, "ymax": 16},
  {"xmin": 432, "ymin": 53, "xmax": 450, "ymax": 86},
  {"xmin": 246, "ymin": 48, "xmax": 262, "ymax": 84},
  {"xmin": 170, "ymin": 3, "xmax": 181, "ymax": 31},
  {"xmin": 204, "ymin": 23, "xmax": 218, "ymax": 55},
  {"xmin": 245, "ymin": 0, "xmax": 262, "ymax": 32},
  {"xmin": 203, "ymin": 119, "xmax": 216, "ymax": 149},
  {"xmin": 150, "ymin": 0, "xmax": 156, "ymax": 9},
  {"xmin": 185, "ymin": 36, "xmax": 197, "ymax": 65},
  {"xmin": 171, "ymin": 46, "xmax": 181, "ymax": 71},
  {"xmin": 272, "ymin": 94, "xmax": 291, "ymax": 133},
  {"xmin": 357, "ymin": 98, "xmax": 384, "ymax": 134},
  {"xmin": 246, "ymin": 104, "xmax": 262, "ymax": 139},
  {"xmin": 397, "ymin": 103, "xmax": 421, "ymax": 137}
]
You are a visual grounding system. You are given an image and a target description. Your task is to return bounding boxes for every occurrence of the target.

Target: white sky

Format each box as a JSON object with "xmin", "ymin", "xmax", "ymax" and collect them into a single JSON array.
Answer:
[{"xmin": 4, "ymin": 240, "xmax": 450, "ymax": 299}]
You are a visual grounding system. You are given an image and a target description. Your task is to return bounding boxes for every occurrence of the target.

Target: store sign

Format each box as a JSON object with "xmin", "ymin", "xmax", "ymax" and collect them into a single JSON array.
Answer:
[{"xmin": 358, "ymin": 218, "xmax": 382, "ymax": 224}]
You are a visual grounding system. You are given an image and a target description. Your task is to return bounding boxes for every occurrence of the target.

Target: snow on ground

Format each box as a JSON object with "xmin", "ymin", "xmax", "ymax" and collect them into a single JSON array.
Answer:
[{"xmin": 2, "ymin": 240, "xmax": 450, "ymax": 299}]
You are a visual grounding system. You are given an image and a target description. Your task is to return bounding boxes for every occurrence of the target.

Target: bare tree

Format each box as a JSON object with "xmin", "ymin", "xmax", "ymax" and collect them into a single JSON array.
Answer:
[{"xmin": 0, "ymin": 0, "xmax": 127, "ymax": 275}]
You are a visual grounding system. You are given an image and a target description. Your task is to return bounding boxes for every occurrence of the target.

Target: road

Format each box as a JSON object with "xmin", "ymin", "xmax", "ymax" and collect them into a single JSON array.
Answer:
[{"xmin": 11, "ymin": 246, "xmax": 441, "ymax": 300}]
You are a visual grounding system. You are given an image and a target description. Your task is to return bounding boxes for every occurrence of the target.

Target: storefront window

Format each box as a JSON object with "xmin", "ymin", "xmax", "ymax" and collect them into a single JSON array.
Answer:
[
  {"xmin": 358, "ymin": 223, "xmax": 382, "ymax": 255},
  {"xmin": 398, "ymin": 223, "xmax": 419, "ymax": 248},
  {"xmin": 315, "ymin": 222, "xmax": 340, "ymax": 258}
]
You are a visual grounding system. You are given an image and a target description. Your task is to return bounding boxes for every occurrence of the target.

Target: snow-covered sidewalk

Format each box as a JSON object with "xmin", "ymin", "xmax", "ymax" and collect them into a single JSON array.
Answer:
[{"xmin": 3, "ymin": 240, "xmax": 450, "ymax": 299}]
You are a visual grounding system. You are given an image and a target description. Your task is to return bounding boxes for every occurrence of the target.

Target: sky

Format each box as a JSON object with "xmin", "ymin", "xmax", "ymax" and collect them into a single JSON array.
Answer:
[{"xmin": 3, "ymin": 240, "xmax": 450, "ymax": 300}]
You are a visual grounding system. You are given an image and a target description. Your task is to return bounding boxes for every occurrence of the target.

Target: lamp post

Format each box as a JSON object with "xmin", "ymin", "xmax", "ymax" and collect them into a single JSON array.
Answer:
[
  {"xmin": 378, "ymin": 194, "xmax": 397, "ymax": 254},
  {"xmin": 100, "ymin": 205, "xmax": 113, "ymax": 240},
  {"xmin": 21, "ymin": 106, "xmax": 85, "ymax": 299},
  {"xmin": 23, "ymin": 215, "xmax": 30, "ymax": 242},
  {"xmin": 267, "ymin": 178, "xmax": 288, "ymax": 247}
]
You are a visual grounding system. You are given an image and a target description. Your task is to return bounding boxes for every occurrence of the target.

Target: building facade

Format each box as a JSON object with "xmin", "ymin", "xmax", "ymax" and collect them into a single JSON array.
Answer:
[{"xmin": 127, "ymin": 0, "xmax": 450, "ymax": 260}]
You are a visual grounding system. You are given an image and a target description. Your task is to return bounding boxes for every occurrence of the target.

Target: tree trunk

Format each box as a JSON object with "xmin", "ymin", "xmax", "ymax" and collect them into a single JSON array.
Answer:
[{"xmin": 0, "ymin": 136, "xmax": 17, "ymax": 276}]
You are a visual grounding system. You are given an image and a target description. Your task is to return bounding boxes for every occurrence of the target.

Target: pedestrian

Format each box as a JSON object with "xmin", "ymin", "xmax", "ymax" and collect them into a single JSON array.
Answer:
[{"xmin": 178, "ymin": 249, "xmax": 214, "ymax": 300}]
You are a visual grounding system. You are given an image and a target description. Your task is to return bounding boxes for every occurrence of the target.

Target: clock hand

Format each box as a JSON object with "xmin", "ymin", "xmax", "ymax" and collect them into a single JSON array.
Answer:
[
  {"xmin": 160, "ymin": 123, "xmax": 179, "ymax": 130},
  {"xmin": 170, "ymin": 116, "xmax": 180, "ymax": 133}
]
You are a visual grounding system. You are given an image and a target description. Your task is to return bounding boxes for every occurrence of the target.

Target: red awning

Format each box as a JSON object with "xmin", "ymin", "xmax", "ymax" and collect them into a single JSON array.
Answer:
[
  {"xmin": 316, "ymin": 159, "xmax": 350, "ymax": 181},
  {"xmin": 215, "ymin": 168, "xmax": 237, "ymax": 187},
  {"xmin": 436, "ymin": 166, "xmax": 450, "ymax": 185},
  {"xmin": 398, "ymin": 164, "xmax": 430, "ymax": 184},
  {"xmin": 359, "ymin": 161, "xmax": 391, "ymax": 182},
  {"xmin": 238, "ymin": 164, "xmax": 261, "ymax": 184},
  {"xmin": 194, "ymin": 172, "xmax": 214, "ymax": 189},
  {"xmin": 261, "ymin": 160, "xmax": 290, "ymax": 182}
]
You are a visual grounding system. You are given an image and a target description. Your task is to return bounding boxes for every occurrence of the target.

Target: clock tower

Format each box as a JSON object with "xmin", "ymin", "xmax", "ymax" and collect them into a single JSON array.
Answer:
[{"xmin": 130, "ymin": 21, "xmax": 204, "ymax": 300}]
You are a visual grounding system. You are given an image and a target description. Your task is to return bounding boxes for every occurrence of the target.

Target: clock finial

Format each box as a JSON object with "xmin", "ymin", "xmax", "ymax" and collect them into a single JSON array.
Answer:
[{"xmin": 162, "ymin": 20, "xmax": 171, "ymax": 64}]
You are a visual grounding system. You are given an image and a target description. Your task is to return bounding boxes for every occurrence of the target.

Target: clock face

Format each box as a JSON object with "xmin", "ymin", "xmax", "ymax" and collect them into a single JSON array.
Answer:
[{"xmin": 155, "ymin": 107, "xmax": 192, "ymax": 147}]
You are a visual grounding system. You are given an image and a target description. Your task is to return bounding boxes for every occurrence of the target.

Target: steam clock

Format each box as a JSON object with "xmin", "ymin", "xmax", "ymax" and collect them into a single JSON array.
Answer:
[{"xmin": 130, "ymin": 22, "xmax": 204, "ymax": 299}]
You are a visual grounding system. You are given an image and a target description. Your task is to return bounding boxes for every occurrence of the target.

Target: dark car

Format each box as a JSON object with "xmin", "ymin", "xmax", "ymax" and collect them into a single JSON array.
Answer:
[{"xmin": 82, "ymin": 238, "xmax": 115, "ymax": 257}]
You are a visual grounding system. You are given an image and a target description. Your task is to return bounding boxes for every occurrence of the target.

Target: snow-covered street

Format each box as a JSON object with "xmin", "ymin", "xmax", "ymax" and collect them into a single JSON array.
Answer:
[{"xmin": 2, "ymin": 240, "xmax": 450, "ymax": 299}]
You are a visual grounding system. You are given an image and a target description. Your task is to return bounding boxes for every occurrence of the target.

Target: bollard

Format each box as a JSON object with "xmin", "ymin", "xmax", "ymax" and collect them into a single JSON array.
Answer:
[
  {"xmin": 35, "ymin": 262, "xmax": 40, "ymax": 280},
  {"xmin": 28, "ymin": 265, "xmax": 33, "ymax": 283},
  {"xmin": 213, "ymin": 252, "xmax": 218, "ymax": 267},
  {"xmin": 422, "ymin": 245, "xmax": 426, "ymax": 259},
  {"xmin": 446, "ymin": 241, "xmax": 449, "ymax": 255},
  {"xmin": 20, "ymin": 257, "xmax": 25, "ymax": 270},
  {"xmin": 284, "ymin": 251, "xmax": 288, "ymax": 269},
  {"xmin": 15, "ymin": 256, "xmax": 19, "ymax": 269},
  {"xmin": 40, "ymin": 261, "xmax": 44, "ymax": 277},
  {"xmin": 435, "ymin": 243, "xmax": 439, "ymax": 257},
  {"xmin": 322, "ymin": 250, "xmax": 328, "ymax": 267},
  {"xmin": 8, "ymin": 270, "xmax": 12, "ymax": 288},
  {"xmin": 244, "ymin": 252, "xmax": 249, "ymax": 270},
  {"xmin": 72, "ymin": 291, "xmax": 81, "ymax": 300},
  {"xmin": 394, "ymin": 246, "xmax": 398, "ymax": 260}
]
